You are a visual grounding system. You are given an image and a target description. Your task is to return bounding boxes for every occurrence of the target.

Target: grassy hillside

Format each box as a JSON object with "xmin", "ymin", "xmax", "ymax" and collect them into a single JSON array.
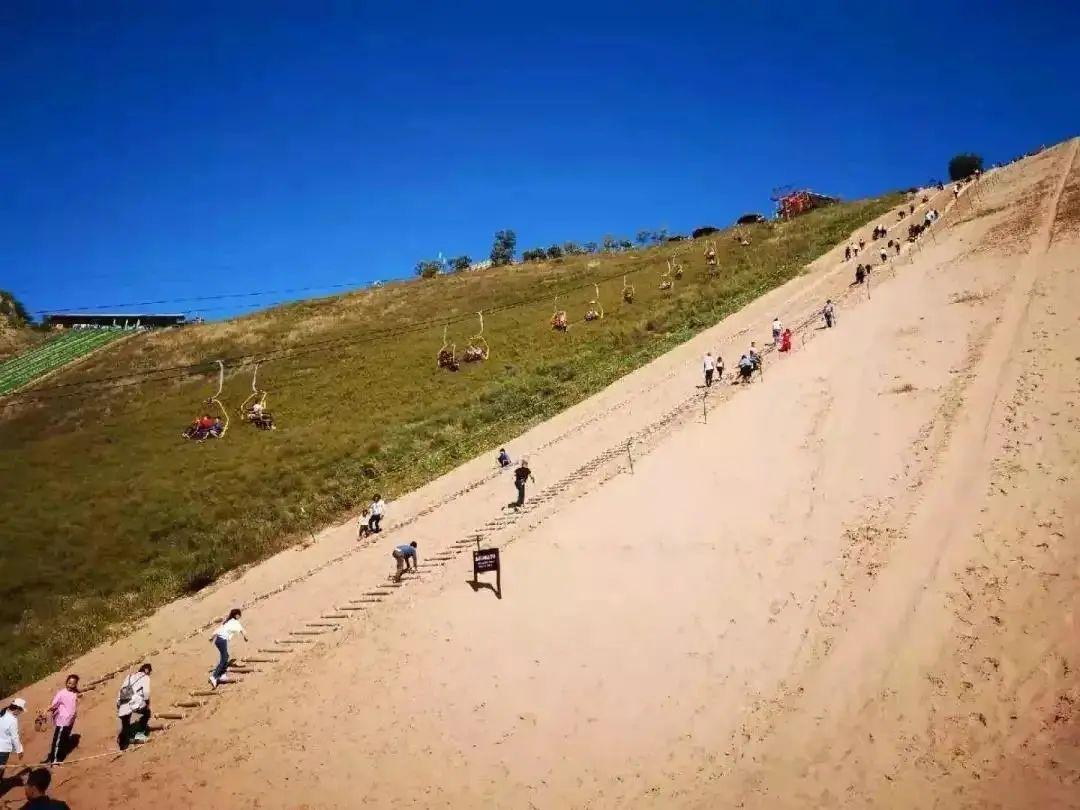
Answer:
[{"xmin": 0, "ymin": 193, "xmax": 900, "ymax": 693}]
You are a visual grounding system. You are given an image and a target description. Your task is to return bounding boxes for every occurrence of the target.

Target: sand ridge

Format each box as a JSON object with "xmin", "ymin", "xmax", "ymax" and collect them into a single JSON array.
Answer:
[{"xmin": 5, "ymin": 142, "xmax": 1078, "ymax": 808}]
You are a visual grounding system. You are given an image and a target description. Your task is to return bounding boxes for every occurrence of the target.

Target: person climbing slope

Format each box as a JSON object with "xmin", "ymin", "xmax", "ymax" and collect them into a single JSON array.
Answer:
[
  {"xmin": 823, "ymin": 299, "xmax": 836, "ymax": 328},
  {"xmin": 512, "ymin": 459, "xmax": 534, "ymax": 509},
  {"xmin": 45, "ymin": 675, "xmax": 79, "ymax": 764},
  {"xmin": 116, "ymin": 664, "xmax": 151, "ymax": 750},
  {"xmin": 737, "ymin": 354, "xmax": 754, "ymax": 383},
  {"xmin": 0, "ymin": 698, "xmax": 26, "ymax": 784},
  {"xmin": 703, "ymin": 352, "xmax": 716, "ymax": 387},
  {"xmin": 209, "ymin": 609, "xmax": 248, "ymax": 689},
  {"xmin": 368, "ymin": 494, "xmax": 386, "ymax": 533},
  {"xmin": 392, "ymin": 541, "xmax": 419, "ymax": 581}
]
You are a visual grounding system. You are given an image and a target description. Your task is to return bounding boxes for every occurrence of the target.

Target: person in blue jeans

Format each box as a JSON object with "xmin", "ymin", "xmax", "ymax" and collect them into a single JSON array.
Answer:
[
  {"xmin": 209, "ymin": 609, "xmax": 248, "ymax": 688},
  {"xmin": 392, "ymin": 542, "xmax": 419, "ymax": 581}
]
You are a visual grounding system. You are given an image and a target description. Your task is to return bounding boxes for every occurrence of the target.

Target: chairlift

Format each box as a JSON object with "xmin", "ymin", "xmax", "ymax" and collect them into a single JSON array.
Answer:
[
  {"xmin": 704, "ymin": 239, "xmax": 719, "ymax": 265},
  {"xmin": 659, "ymin": 264, "xmax": 674, "ymax": 291},
  {"xmin": 182, "ymin": 360, "xmax": 229, "ymax": 441},
  {"xmin": 462, "ymin": 311, "xmax": 490, "ymax": 362},
  {"xmin": 239, "ymin": 362, "xmax": 275, "ymax": 430},
  {"xmin": 551, "ymin": 296, "xmax": 568, "ymax": 331},
  {"xmin": 437, "ymin": 325, "xmax": 459, "ymax": 371},
  {"xmin": 622, "ymin": 275, "xmax": 635, "ymax": 303},
  {"xmin": 584, "ymin": 284, "xmax": 604, "ymax": 321}
]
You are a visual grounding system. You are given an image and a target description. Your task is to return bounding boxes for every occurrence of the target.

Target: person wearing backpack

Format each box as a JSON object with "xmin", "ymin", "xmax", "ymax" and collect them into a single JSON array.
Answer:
[{"xmin": 116, "ymin": 664, "xmax": 152, "ymax": 750}]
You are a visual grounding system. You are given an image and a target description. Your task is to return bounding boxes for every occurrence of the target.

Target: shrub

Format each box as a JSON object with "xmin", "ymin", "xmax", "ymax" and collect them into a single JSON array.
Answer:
[
  {"xmin": 948, "ymin": 153, "xmax": 983, "ymax": 181},
  {"xmin": 692, "ymin": 226, "xmax": 719, "ymax": 239},
  {"xmin": 414, "ymin": 260, "xmax": 441, "ymax": 279},
  {"xmin": 0, "ymin": 290, "xmax": 32, "ymax": 325}
]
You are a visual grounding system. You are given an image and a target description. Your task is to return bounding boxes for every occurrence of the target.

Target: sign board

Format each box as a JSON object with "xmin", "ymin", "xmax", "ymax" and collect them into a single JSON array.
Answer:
[{"xmin": 473, "ymin": 548, "xmax": 500, "ymax": 577}]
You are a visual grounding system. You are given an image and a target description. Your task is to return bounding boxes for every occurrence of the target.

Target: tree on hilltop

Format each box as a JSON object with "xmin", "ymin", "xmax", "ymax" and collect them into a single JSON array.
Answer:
[
  {"xmin": 414, "ymin": 260, "xmax": 442, "ymax": 279},
  {"xmin": 0, "ymin": 290, "xmax": 32, "ymax": 325},
  {"xmin": 450, "ymin": 255, "xmax": 471, "ymax": 272},
  {"xmin": 948, "ymin": 153, "xmax": 984, "ymax": 181},
  {"xmin": 490, "ymin": 230, "xmax": 517, "ymax": 266}
]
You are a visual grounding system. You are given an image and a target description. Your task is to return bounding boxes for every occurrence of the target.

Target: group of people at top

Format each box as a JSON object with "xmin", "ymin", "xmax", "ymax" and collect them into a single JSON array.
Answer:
[{"xmin": 183, "ymin": 413, "xmax": 225, "ymax": 441}]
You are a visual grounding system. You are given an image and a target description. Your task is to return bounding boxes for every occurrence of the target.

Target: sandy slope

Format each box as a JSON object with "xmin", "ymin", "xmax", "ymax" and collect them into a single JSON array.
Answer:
[{"xmin": 7, "ymin": 141, "xmax": 1079, "ymax": 809}]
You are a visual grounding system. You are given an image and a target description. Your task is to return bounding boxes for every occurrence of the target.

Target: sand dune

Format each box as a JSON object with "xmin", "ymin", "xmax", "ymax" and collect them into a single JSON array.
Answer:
[{"xmin": 8, "ymin": 140, "xmax": 1079, "ymax": 809}]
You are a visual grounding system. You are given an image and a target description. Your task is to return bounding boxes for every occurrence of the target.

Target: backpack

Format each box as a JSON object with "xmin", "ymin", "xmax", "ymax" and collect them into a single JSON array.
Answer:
[{"xmin": 117, "ymin": 674, "xmax": 143, "ymax": 707}]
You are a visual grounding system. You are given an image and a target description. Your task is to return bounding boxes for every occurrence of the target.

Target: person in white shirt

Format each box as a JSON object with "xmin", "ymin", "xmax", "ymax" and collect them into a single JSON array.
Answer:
[
  {"xmin": 823, "ymin": 299, "xmax": 836, "ymax": 328},
  {"xmin": 210, "ymin": 609, "xmax": 249, "ymax": 688},
  {"xmin": 0, "ymin": 698, "xmax": 27, "ymax": 780},
  {"xmin": 368, "ymin": 495, "xmax": 386, "ymax": 534},
  {"xmin": 357, "ymin": 508, "xmax": 372, "ymax": 540},
  {"xmin": 772, "ymin": 318, "xmax": 783, "ymax": 344},
  {"xmin": 703, "ymin": 352, "xmax": 716, "ymax": 387},
  {"xmin": 116, "ymin": 664, "xmax": 152, "ymax": 749}
]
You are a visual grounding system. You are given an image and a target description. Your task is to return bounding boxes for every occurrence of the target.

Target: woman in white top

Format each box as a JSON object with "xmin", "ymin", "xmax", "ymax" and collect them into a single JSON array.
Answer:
[
  {"xmin": 116, "ymin": 663, "xmax": 153, "ymax": 749},
  {"xmin": 0, "ymin": 698, "xmax": 26, "ymax": 780},
  {"xmin": 209, "ymin": 608, "xmax": 249, "ymax": 688}
]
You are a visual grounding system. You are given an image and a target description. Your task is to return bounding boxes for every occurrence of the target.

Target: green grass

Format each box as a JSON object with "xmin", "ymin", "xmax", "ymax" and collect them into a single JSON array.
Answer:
[{"xmin": 0, "ymin": 193, "xmax": 900, "ymax": 693}]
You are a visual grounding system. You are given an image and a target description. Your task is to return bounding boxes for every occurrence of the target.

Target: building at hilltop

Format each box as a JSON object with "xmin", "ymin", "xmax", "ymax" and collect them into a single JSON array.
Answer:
[
  {"xmin": 773, "ymin": 189, "xmax": 840, "ymax": 220},
  {"xmin": 44, "ymin": 312, "xmax": 187, "ymax": 329}
]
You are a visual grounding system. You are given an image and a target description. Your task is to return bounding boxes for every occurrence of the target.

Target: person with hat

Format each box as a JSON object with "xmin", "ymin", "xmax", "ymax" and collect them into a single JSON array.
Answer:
[
  {"xmin": 116, "ymin": 664, "xmax": 152, "ymax": 750},
  {"xmin": 0, "ymin": 698, "xmax": 27, "ymax": 784}
]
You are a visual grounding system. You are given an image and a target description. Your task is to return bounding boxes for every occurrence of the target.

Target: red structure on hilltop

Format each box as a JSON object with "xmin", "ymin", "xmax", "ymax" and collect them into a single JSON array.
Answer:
[{"xmin": 772, "ymin": 187, "xmax": 840, "ymax": 220}]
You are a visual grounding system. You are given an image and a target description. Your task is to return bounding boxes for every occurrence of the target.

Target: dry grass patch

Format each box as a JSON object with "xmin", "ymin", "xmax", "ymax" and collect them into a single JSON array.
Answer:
[{"xmin": 951, "ymin": 290, "xmax": 990, "ymax": 305}]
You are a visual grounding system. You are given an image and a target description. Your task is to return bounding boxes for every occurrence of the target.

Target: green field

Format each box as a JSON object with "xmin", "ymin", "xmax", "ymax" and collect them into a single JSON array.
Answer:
[{"xmin": 0, "ymin": 193, "xmax": 900, "ymax": 694}]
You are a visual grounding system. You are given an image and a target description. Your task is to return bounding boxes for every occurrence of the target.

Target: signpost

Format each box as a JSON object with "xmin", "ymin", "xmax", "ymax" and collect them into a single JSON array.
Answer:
[{"xmin": 473, "ymin": 542, "xmax": 501, "ymax": 597}]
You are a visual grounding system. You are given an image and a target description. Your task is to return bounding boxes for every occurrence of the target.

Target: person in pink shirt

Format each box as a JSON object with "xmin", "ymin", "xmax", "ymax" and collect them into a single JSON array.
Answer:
[{"xmin": 45, "ymin": 675, "xmax": 79, "ymax": 764}]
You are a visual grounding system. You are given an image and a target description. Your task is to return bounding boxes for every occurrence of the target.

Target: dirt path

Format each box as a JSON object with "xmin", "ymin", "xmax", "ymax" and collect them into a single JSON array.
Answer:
[{"xmin": 6, "ymin": 143, "xmax": 1078, "ymax": 809}]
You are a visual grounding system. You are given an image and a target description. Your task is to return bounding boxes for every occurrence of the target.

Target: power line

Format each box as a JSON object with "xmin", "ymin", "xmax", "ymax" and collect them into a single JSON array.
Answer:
[
  {"xmin": 3, "ymin": 259, "xmax": 669, "ymax": 402},
  {"xmin": 29, "ymin": 279, "xmax": 381, "ymax": 315}
]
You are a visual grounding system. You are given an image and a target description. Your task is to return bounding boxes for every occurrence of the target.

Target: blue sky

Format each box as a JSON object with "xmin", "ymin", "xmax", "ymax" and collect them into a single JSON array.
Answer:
[{"xmin": 2, "ymin": 1, "xmax": 1077, "ymax": 320}]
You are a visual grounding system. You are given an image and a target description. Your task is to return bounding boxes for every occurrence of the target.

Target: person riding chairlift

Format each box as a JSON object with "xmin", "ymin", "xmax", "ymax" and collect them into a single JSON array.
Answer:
[{"xmin": 184, "ymin": 413, "xmax": 214, "ymax": 440}]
